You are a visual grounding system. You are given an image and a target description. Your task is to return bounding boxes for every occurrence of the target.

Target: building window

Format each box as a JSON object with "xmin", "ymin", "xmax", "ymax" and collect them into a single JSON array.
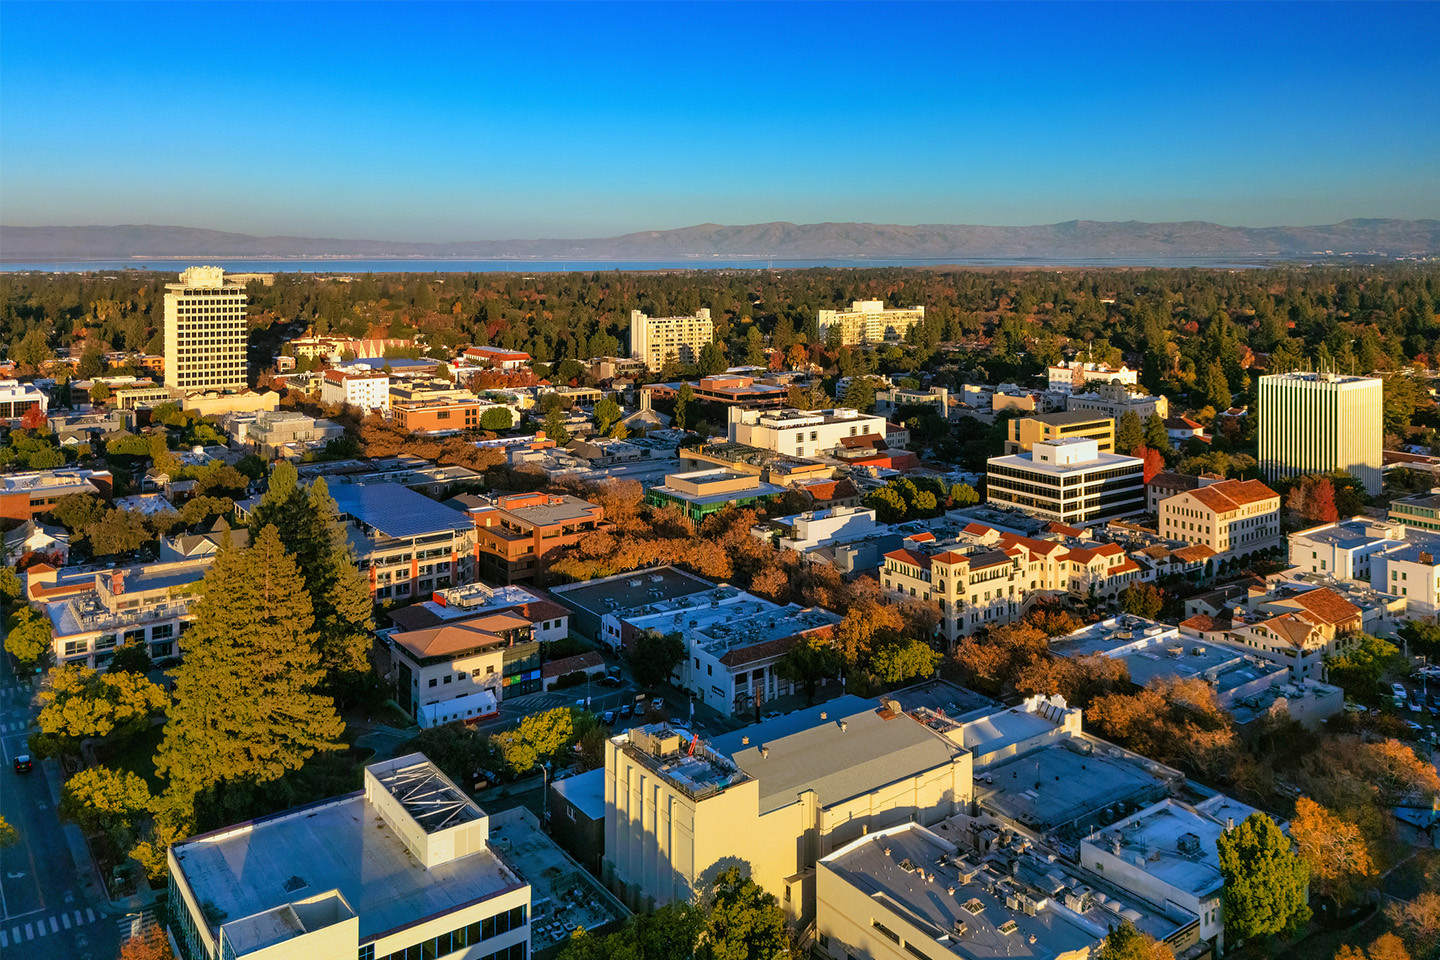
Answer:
[{"xmin": 429, "ymin": 678, "xmax": 438, "ymax": 688}]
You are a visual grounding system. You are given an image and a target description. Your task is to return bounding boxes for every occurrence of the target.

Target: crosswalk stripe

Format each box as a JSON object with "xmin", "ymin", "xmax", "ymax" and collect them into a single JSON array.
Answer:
[
  {"xmin": 25, "ymin": 923, "xmax": 34, "ymax": 939},
  {"xmin": 50, "ymin": 916, "xmax": 59, "ymax": 933},
  {"xmin": 86, "ymin": 908, "xmax": 95, "ymax": 923},
  {"xmin": 35, "ymin": 919, "xmax": 45, "ymax": 937},
  {"xmin": 0, "ymin": 930, "xmax": 8, "ymax": 947},
  {"xmin": 61, "ymin": 913, "xmax": 71, "ymax": 929},
  {"xmin": 75, "ymin": 909, "xmax": 84, "ymax": 926},
  {"xmin": 11, "ymin": 926, "xmax": 19, "ymax": 942}
]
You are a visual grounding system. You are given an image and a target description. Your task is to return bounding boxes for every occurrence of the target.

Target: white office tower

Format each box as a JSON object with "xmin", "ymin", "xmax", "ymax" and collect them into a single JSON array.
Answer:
[
  {"xmin": 629, "ymin": 308, "xmax": 713, "ymax": 372},
  {"xmin": 164, "ymin": 266, "xmax": 248, "ymax": 393},
  {"xmin": 1258, "ymin": 372, "xmax": 1383, "ymax": 495}
]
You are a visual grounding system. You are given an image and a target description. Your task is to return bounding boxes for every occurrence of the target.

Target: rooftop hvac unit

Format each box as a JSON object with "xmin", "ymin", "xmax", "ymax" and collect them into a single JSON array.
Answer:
[{"xmin": 629, "ymin": 579, "xmax": 643, "ymax": 587}]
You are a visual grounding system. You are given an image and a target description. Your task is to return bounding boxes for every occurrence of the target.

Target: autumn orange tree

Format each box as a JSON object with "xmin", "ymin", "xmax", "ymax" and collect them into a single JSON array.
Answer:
[
  {"xmin": 1087, "ymin": 678, "xmax": 1239, "ymax": 780},
  {"xmin": 1291, "ymin": 797, "xmax": 1374, "ymax": 905}
]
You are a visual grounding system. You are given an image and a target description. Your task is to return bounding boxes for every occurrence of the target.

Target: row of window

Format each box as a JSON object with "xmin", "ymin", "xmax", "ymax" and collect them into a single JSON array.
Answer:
[{"xmin": 363, "ymin": 906, "xmax": 527, "ymax": 960}]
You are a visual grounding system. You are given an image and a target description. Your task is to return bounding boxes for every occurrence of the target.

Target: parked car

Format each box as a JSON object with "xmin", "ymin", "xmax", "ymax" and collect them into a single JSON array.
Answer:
[
  {"xmin": 762, "ymin": 711, "xmax": 783, "ymax": 721},
  {"xmin": 1394, "ymin": 682, "xmax": 1409, "ymax": 698},
  {"xmin": 602, "ymin": 710, "xmax": 616, "ymax": 725},
  {"xmin": 13, "ymin": 754, "xmax": 32, "ymax": 774},
  {"xmin": 1411, "ymin": 701, "xmax": 1424, "ymax": 713},
  {"xmin": 651, "ymin": 697, "xmax": 666, "ymax": 711},
  {"xmin": 619, "ymin": 703, "xmax": 633, "ymax": 719},
  {"xmin": 598, "ymin": 674, "xmax": 624, "ymax": 688}
]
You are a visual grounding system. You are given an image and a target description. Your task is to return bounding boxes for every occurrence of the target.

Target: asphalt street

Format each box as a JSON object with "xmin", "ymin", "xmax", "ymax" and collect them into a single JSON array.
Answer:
[{"xmin": 0, "ymin": 656, "xmax": 118, "ymax": 960}]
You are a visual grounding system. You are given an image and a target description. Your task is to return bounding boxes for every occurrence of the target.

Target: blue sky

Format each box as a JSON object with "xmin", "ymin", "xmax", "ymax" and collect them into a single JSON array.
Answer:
[{"xmin": 2, "ymin": 1, "xmax": 1436, "ymax": 240}]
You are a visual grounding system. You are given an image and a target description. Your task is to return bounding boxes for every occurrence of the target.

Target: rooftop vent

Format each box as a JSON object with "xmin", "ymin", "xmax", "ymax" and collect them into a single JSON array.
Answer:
[
  {"xmin": 282, "ymin": 875, "xmax": 307, "ymax": 893},
  {"xmin": 760, "ymin": 746, "xmax": 769, "ymax": 759}
]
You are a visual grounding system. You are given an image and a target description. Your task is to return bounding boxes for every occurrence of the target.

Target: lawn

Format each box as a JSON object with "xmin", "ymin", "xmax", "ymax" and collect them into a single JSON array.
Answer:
[{"xmin": 97, "ymin": 722, "xmax": 165, "ymax": 793}]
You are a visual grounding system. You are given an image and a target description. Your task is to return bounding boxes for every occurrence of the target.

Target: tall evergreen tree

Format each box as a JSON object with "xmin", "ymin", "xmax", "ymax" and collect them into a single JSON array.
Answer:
[
  {"xmin": 1116, "ymin": 410, "xmax": 1145, "ymax": 454},
  {"xmin": 1216, "ymin": 813, "xmax": 1312, "ymax": 943},
  {"xmin": 249, "ymin": 469, "xmax": 374, "ymax": 680},
  {"xmin": 1143, "ymin": 413, "xmax": 1172, "ymax": 452},
  {"xmin": 155, "ymin": 526, "xmax": 343, "ymax": 805}
]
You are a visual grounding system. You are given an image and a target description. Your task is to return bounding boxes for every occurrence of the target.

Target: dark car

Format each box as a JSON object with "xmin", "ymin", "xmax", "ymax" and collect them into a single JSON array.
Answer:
[
  {"xmin": 598, "ymin": 674, "xmax": 624, "ymax": 688},
  {"xmin": 619, "ymin": 703, "xmax": 634, "ymax": 719},
  {"xmin": 602, "ymin": 710, "xmax": 617, "ymax": 725},
  {"xmin": 13, "ymin": 754, "xmax": 33, "ymax": 774}
]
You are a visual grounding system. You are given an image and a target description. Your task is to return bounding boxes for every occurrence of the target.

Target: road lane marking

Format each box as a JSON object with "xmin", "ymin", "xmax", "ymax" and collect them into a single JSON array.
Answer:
[
  {"xmin": 25, "ymin": 921, "xmax": 34, "ymax": 938},
  {"xmin": 86, "ymin": 908, "xmax": 95, "ymax": 922},
  {"xmin": 49, "ymin": 916, "xmax": 58, "ymax": 932},
  {"xmin": 61, "ymin": 913, "xmax": 71, "ymax": 929},
  {"xmin": 35, "ymin": 918, "xmax": 45, "ymax": 936},
  {"xmin": 75, "ymin": 909, "xmax": 85, "ymax": 925}
]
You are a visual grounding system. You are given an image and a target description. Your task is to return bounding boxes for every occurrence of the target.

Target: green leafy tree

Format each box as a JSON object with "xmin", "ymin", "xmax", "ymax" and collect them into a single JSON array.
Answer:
[
  {"xmin": 870, "ymin": 637, "xmax": 941, "ymax": 685},
  {"xmin": 700, "ymin": 867, "xmax": 790, "ymax": 960},
  {"xmin": 481, "ymin": 407, "xmax": 514, "ymax": 430},
  {"xmin": 77, "ymin": 343, "xmax": 106, "ymax": 380},
  {"xmin": 594, "ymin": 398, "xmax": 624, "ymax": 436},
  {"xmin": 1118, "ymin": 582, "xmax": 1165, "ymax": 620},
  {"xmin": 402, "ymin": 724, "xmax": 501, "ymax": 788},
  {"xmin": 107, "ymin": 643, "xmax": 154, "ymax": 675},
  {"xmin": 774, "ymin": 635, "xmax": 842, "ymax": 703},
  {"xmin": 1097, "ymin": 920, "xmax": 1173, "ymax": 960},
  {"xmin": 1324, "ymin": 633, "xmax": 1401, "ymax": 700},
  {"xmin": 59, "ymin": 766, "xmax": 153, "ymax": 837},
  {"xmin": 89, "ymin": 381, "xmax": 112, "ymax": 404},
  {"xmin": 88, "ymin": 508, "xmax": 151, "ymax": 556},
  {"xmin": 1116, "ymin": 410, "xmax": 1145, "ymax": 454},
  {"xmin": 12, "ymin": 328, "xmax": 53, "ymax": 371},
  {"xmin": 948, "ymin": 483, "xmax": 979, "ymax": 508},
  {"xmin": 493, "ymin": 707, "xmax": 594, "ymax": 777},
  {"xmin": 629, "ymin": 629, "xmax": 686, "ymax": 689},
  {"xmin": 5, "ymin": 606, "xmax": 52, "ymax": 667},
  {"xmin": 864, "ymin": 486, "xmax": 908, "ymax": 523},
  {"xmin": 1216, "ymin": 812, "xmax": 1312, "ymax": 943},
  {"xmin": 155, "ymin": 525, "xmax": 344, "ymax": 808},
  {"xmin": 0, "ymin": 567, "xmax": 22, "ymax": 606},
  {"xmin": 33, "ymin": 664, "xmax": 167, "ymax": 756}
]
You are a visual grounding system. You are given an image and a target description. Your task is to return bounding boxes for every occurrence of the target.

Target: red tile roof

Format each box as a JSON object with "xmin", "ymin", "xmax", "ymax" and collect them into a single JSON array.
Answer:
[
  {"xmin": 1288, "ymin": 587, "xmax": 1362, "ymax": 626},
  {"xmin": 884, "ymin": 548, "xmax": 931, "ymax": 570},
  {"xmin": 1184, "ymin": 479, "xmax": 1279, "ymax": 514}
]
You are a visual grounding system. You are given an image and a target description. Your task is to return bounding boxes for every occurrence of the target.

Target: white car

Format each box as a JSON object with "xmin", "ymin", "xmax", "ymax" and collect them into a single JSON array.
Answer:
[
  {"xmin": 651, "ymin": 697, "xmax": 665, "ymax": 711},
  {"xmin": 1394, "ymin": 683, "xmax": 1409, "ymax": 698}
]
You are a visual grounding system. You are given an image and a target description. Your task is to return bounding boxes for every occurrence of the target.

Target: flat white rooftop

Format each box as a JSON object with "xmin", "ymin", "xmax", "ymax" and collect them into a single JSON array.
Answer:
[{"xmin": 172, "ymin": 790, "xmax": 521, "ymax": 945}]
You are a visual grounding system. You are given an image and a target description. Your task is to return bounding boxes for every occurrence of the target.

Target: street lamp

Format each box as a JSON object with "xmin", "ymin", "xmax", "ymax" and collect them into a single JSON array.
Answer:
[{"xmin": 541, "ymin": 760, "xmax": 552, "ymax": 827}]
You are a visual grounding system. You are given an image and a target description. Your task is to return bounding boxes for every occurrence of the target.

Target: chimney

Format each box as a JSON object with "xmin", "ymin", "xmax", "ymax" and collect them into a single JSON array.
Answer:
[
  {"xmin": 111, "ymin": 570, "xmax": 124, "ymax": 595},
  {"xmin": 640, "ymin": 389, "xmax": 652, "ymax": 413}
]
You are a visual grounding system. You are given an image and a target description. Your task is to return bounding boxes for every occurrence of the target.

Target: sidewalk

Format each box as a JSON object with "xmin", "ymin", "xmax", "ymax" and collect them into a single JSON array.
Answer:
[{"xmin": 39, "ymin": 756, "xmax": 108, "ymax": 908}]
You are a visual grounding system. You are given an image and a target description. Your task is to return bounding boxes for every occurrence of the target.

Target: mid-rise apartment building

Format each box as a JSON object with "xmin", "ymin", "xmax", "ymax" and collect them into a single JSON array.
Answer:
[
  {"xmin": 320, "ymin": 366, "xmax": 391, "ymax": 412},
  {"xmin": 986, "ymin": 438, "xmax": 1145, "ymax": 528},
  {"xmin": 629, "ymin": 308, "xmax": 713, "ymax": 372},
  {"xmin": 816, "ymin": 300, "xmax": 925, "ymax": 346},
  {"xmin": 168, "ymin": 755, "xmax": 533, "ymax": 960},
  {"xmin": 164, "ymin": 266, "xmax": 248, "ymax": 394},
  {"xmin": 1004, "ymin": 411, "xmax": 1115, "ymax": 455},
  {"xmin": 393, "ymin": 397, "xmax": 488, "ymax": 433},
  {"xmin": 1259, "ymin": 371, "xmax": 1383, "ymax": 495},
  {"xmin": 468, "ymin": 492, "xmax": 609, "ymax": 583},
  {"xmin": 1158, "ymin": 478, "xmax": 1282, "ymax": 563},
  {"xmin": 728, "ymin": 406, "xmax": 890, "ymax": 458},
  {"xmin": 29, "ymin": 558, "xmax": 212, "ymax": 667}
]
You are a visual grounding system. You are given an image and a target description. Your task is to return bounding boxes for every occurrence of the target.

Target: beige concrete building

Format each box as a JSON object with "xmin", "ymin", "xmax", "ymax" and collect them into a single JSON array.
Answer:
[
  {"xmin": 603, "ymin": 697, "xmax": 972, "ymax": 921},
  {"xmin": 1065, "ymin": 381, "xmax": 1169, "ymax": 421},
  {"xmin": 164, "ymin": 266, "xmax": 248, "ymax": 394},
  {"xmin": 817, "ymin": 300, "xmax": 925, "ymax": 346},
  {"xmin": 643, "ymin": 468, "xmax": 786, "ymax": 524},
  {"xmin": 1259, "ymin": 371, "xmax": 1383, "ymax": 495},
  {"xmin": 168, "ymin": 754, "xmax": 532, "ymax": 960},
  {"xmin": 1004, "ymin": 411, "xmax": 1114, "ymax": 455},
  {"xmin": 1158, "ymin": 478, "xmax": 1281, "ymax": 563},
  {"xmin": 629, "ymin": 308, "xmax": 713, "ymax": 372}
]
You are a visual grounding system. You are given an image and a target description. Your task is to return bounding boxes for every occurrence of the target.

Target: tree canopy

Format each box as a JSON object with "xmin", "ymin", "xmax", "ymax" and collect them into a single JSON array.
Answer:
[{"xmin": 1216, "ymin": 812, "xmax": 1312, "ymax": 942}]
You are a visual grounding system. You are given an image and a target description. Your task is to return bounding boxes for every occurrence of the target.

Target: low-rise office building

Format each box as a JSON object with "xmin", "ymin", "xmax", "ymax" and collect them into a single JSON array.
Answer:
[
  {"xmin": 986, "ymin": 438, "xmax": 1145, "ymax": 528},
  {"xmin": 167, "ymin": 754, "xmax": 532, "ymax": 960},
  {"xmin": 549, "ymin": 565, "xmax": 718, "ymax": 643},
  {"xmin": 1065, "ymin": 382, "xmax": 1168, "ymax": 422},
  {"xmin": 1158, "ymin": 478, "xmax": 1282, "ymax": 565},
  {"xmin": 468, "ymin": 492, "xmax": 609, "ymax": 584},
  {"xmin": 246, "ymin": 410, "xmax": 347, "ymax": 457},
  {"xmin": 0, "ymin": 468, "xmax": 113, "ymax": 521},
  {"xmin": 1390, "ymin": 491, "xmax": 1440, "ymax": 533},
  {"xmin": 0, "ymin": 378, "xmax": 48, "ymax": 421},
  {"xmin": 604, "ymin": 698, "xmax": 971, "ymax": 919},
  {"xmin": 385, "ymin": 612, "xmax": 537, "ymax": 726},
  {"xmin": 1004, "ymin": 412, "xmax": 1115, "ymax": 455},
  {"xmin": 462, "ymin": 346, "xmax": 533, "ymax": 370},
  {"xmin": 728, "ymin": 406, "xmax": 891, "ymax": 459},
  {"xmin": 874, "ymin": 385, "xmax": 950, "ymax": 421},
  {"xmin": 643, "ymin": 469, "xmax": 787, "ymax": 525},
  {"xmin": 392, "ymin": 397, "xmax": 496, "ymax": 434}
]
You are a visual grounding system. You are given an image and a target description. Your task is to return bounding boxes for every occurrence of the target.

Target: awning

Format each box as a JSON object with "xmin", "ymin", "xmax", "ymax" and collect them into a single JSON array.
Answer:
[{"xmin": 418, "ymin": 689, "xmax": 499, "ymax": 729}]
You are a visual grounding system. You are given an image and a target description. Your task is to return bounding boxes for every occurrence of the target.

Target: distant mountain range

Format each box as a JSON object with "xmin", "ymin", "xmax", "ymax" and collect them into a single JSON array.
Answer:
[{"xmin": 3, "ymin": 219, "xmax": 1438, "ymax": 262}]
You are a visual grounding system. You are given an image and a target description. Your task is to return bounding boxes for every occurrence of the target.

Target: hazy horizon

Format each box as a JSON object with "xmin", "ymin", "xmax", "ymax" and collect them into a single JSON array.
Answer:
[{"xmin": 2, "ymin": 1, "xmax": 1437, "ymax": 241}]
